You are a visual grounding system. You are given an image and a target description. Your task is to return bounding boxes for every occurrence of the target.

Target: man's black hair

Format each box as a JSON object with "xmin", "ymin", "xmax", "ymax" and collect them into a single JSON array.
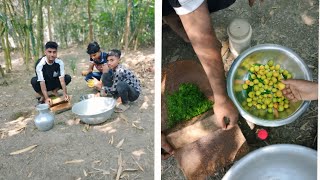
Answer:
[
  {"xmin": 108, "ymin": 49, "xmax": 121, "ymax": 58},
  {"xmin": 87, "ymin": 41, "xmax": 100, "ymax": 54},
  {"xmin": 45, "ymin": 41, "xmax": 58, "ymax": 49}
]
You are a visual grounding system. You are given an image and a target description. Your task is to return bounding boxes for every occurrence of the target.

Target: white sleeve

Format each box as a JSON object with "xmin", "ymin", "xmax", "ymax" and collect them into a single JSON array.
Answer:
[
  {"xmin": 35, "ymin": 57, "xmax": 46, "ymax": 82},
  {"xmin": 56, "ymin": 59, "xmax": 65, "ymax": 78},
  {"xmin": 172, "ymin": 0, "xmax": 204, "ymax": 15}
]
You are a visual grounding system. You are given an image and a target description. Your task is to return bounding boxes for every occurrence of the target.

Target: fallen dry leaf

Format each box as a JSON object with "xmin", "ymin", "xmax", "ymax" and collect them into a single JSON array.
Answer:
[
  {"xmin": 132, "ymin": 123, "xmax": 144, "ymax": 130},
  {"xmin": 131, "ymin": 156, "xmax": 144, "ymax": 172},
  {"xmin": 8, "ymin": 126, "xmax": 25, "ymax": 137},
  {"xmin": 92, "ymin": 160, "xmax": 101, "ymax": 164},
  {"xmin": 116, "ymin": 153, "xmax": 123, "ymax": 180},
  {"xmin": 300, "ymin": 122, "xmax": 309, "ymax": 131},
  {"xmin": 139, "ymin": 102, "xmax": 148, "ymax": 110},
  {"xmin": 10, "ymin": 145, "xmax": 38, "ymax": 155},
  {"xmin": 116, "ymin": 138, "xmax": 125, "ymax": 148},
  {"xmin": 132, "ymin": 149, "xmax": 146, "ymax": 157},
  {"xmin": 64, "ymin": 159, "xmax": 84, "ymax": 164},
  {"xmin": 5, "ymin": 117, "xmax": 25, "ymax": 125},
  {"xmin": 123, "ymin": 168, "xmax": 138, "ymax": 172},
  {"xmin": 82, "ymin": 124, "xmax": 90, "ymax": 132},
  {"xmin": 92, "ymin": 167, "xmax": 110, "ymax": 175},
  {"xmin": 119, "ymin": 114, "xmax": 129, "ymax": 124},
  {"xmin": 120, "ymin": 173, "xmax": 129, "ymax": 179},
  {"xmin": 83, "ymin": 169, "xmax": 87, "ymax": 176},
  {"xmin": 109, "ymin": 135, "xmax": 114, "ymax": 145}
]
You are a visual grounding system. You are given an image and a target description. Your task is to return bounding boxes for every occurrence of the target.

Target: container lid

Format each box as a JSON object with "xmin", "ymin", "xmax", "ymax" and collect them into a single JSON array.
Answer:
[{"xmin": 228, "ymin": 19, "xmax": 251, "ymax": 40}]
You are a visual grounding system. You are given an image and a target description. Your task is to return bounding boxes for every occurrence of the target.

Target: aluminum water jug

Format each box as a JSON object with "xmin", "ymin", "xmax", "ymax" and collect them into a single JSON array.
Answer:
[{"xmin": 34, "ymin": 104, "xmax": 54, "ymax": 131}]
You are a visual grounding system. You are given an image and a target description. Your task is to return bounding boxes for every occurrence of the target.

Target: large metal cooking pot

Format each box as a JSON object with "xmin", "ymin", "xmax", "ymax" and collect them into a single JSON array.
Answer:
[
  {"xmin": 222, "ymin": 144, "xmax": 317, "ymax": 180},
  {"xmin": 227, "ymin": 44, "xmax": 312, "ymax": 126},
  {"xmin": 72, "ymin": 97, "xmax": 116, "ymax": 125}
]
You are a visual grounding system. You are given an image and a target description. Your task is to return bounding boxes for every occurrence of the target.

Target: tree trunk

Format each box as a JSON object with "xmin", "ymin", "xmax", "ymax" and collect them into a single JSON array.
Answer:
[
  {"xmin": 87, "ymin": 0, "xmax": 93, "ymax": 42},
  {"xmin": 124, "ymin": 0, "xmax": 132, "ymax": 51},
  {"xmin": 134, "ymin": 38, "xmax": 138, "ymax": 51},
  {"xmin": 111, "ymin": 0, "xmax": 120, "ymax": 47},
  {"xmin": 1, "ymin": 2, "xmax": 12, "ymax": 72},
  {"xmin": 25, "ymin": 30, "xmax": 30, "ymax": 71},
  {"xmin": 25, "ymin": 0, "xmax": 36, "ymax": 58},
  {"xmin": 8, "ymin": 0, "xmax": 27, "ymax": 68},
  {"xmin": 47, "ymin": 0, "xmax": 52, "ymax": 40},
  {"xmin": 129, "ymin": 1, "xmax": 150, "ymax": 48},
  {"xmin": 36, "ymin": 0, "xmax": 44, "ymax": 58}
]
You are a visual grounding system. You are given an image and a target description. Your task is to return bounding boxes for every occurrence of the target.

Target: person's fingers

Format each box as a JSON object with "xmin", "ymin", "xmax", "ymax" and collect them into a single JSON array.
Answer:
[
  {"xmin": 287, "ymin": 94, "xmax": 295, "ymax": 100},
  {"xmin": 162, "ymin": 143, "xmax": 174, "ymax": 154},
  {"xmin": 281, "ymin": 79, "xmax": 295, "ymax": 86},
  {"xmin": 282, "ymin": 88, "xmax": 291, "ymax": 95},
  {"xmin": 161, "ymin": 133, "xmax": 174, "ymax": 154},
  {"xmin": 161, "ymin": 153, "xmax": 173, "ymax": 160},
  {"xmin": 217, "ymin": 116, "xmax": 227, "ymax": 130},
  {"xmin": 226, "ymin": 114, "xmax": 238, "ymax": 130}
]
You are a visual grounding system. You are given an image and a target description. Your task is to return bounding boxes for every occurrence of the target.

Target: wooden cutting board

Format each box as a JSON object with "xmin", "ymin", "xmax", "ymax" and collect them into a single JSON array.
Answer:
[{"xmin": 50, "ymin": 95, "xmax": 72, "ymax": 114}]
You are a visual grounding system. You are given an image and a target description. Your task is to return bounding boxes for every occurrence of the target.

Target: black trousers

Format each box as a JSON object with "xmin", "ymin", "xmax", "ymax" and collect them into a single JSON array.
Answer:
[
  {"xmin": 101, "ymin": 73, "xmax": 139, "ymax": 104},
  {"xmin": 115, "ymin": 81, "xmax": 140, "ymax": 104},
  {"xmin": 31, "ymin": 75, "xmax": 72, "ymax": 93}
]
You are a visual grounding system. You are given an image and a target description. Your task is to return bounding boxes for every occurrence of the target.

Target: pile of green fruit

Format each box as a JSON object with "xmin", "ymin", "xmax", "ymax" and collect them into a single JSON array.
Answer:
[
  {"xmin": 166, "ymin": 83, "xmax": 213, "ymax": 128},
  {"xmin": 242, "ymin": 60, "xmax": 292, "ymax": 116}
]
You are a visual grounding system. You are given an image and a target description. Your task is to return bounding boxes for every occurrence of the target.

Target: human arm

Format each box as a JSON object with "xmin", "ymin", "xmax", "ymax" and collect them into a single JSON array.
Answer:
[
  {"xmin": 35, "ymin": 59, "xmax": 52, "ymax": 105},
  {"xmin": 281, "ymin": 79, "xmax": 318, "ymax": 102},
  {"xmin": 161, "ymin": 132, "xmax": 174, "ymax": 160},
  {"xmin": 82, "ymin": 63, "xmax": 94, "ymax": 76},
  {"xmin": 39, "ymin": 81, "xmax": 52, "ymax": 105},
  {"xmin": 178, "ymin": 2, "xmax": 238, "ymax": 129},
  {"xmin": 59, "ymin": 77, "xmax": 69, "ymax": 101}
]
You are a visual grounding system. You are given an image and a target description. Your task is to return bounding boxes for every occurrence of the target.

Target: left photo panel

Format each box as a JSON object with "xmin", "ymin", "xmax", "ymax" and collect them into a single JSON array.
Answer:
[{"xmin": 0, "ymin": 0, "xmax": 155, "ymax": 179}]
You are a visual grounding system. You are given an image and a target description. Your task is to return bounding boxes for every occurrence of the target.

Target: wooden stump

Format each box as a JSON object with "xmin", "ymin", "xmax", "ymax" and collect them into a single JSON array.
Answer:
[
  {"xmin": 161, "ymin": 60, "xmax": 213, "ymax": 131},
  {"xmin": 162, "ymin": 60, "xmax": 249, "ymax": 179}
]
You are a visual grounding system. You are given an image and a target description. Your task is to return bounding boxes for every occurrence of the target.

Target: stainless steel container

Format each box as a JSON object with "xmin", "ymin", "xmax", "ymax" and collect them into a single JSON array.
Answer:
[
  {"xmin": 222, "ymin": 144, "xmax": 317, "ymax": 180},
  {"xmin": 227, "ymin": 44, "xmax": 312, "ymax": 126},
  {"xmin": 72, "ymin": 97, "xmax": 116, "ymax": 125},
  {"xmin": 34, "ymin": 104, "xmax": 55, "ymax": 131}
]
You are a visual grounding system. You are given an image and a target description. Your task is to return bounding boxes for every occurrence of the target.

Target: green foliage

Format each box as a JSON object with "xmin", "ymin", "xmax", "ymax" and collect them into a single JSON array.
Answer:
[
  {"xmin": 69, "ymin": 58, "xmax": 77, "ymax": 75},
  {"xmin": 166, "ymin": 83, "xmax": 213, "ymax": 128}
]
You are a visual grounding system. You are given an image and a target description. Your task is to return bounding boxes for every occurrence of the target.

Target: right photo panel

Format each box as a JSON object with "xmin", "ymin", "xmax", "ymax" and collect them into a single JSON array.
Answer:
[{"xmin": 161, "ymin": 0, "xmax": 318, "ymax": 179}]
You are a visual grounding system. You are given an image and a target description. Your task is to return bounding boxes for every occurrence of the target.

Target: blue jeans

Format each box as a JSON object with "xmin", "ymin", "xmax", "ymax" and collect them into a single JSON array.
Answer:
[{"xmin": 85, "ymin": 72, "xmax": 102, "ymax": 81}]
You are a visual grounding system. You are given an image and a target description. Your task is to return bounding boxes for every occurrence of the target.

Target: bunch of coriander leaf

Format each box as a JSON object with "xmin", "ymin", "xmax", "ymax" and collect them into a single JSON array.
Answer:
[{"xmin": 166, "ymin": 83, "xmax": 213, "ymax": 128}]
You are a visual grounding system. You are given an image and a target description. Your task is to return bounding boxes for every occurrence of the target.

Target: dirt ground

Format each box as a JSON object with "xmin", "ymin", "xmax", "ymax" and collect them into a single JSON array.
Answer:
[
  {"xmin": 0, "ymin": 46, "xmax": 154, "ymax": 179},
  {"xmin": 161, "ymin": 0, "xmax": 318, "ymax": 179}
]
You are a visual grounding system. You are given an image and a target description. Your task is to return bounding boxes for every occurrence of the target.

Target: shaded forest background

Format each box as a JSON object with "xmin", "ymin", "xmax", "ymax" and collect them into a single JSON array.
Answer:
[{"xmin": 0, "ymin": 0, "xmax": 154, "ymax": 72}]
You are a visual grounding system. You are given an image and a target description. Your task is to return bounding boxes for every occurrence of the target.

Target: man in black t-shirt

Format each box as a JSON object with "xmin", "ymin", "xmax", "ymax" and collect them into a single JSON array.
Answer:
[{"xmin": 31, "ymin": 41, "xmax": 71, "ymax": 105}]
